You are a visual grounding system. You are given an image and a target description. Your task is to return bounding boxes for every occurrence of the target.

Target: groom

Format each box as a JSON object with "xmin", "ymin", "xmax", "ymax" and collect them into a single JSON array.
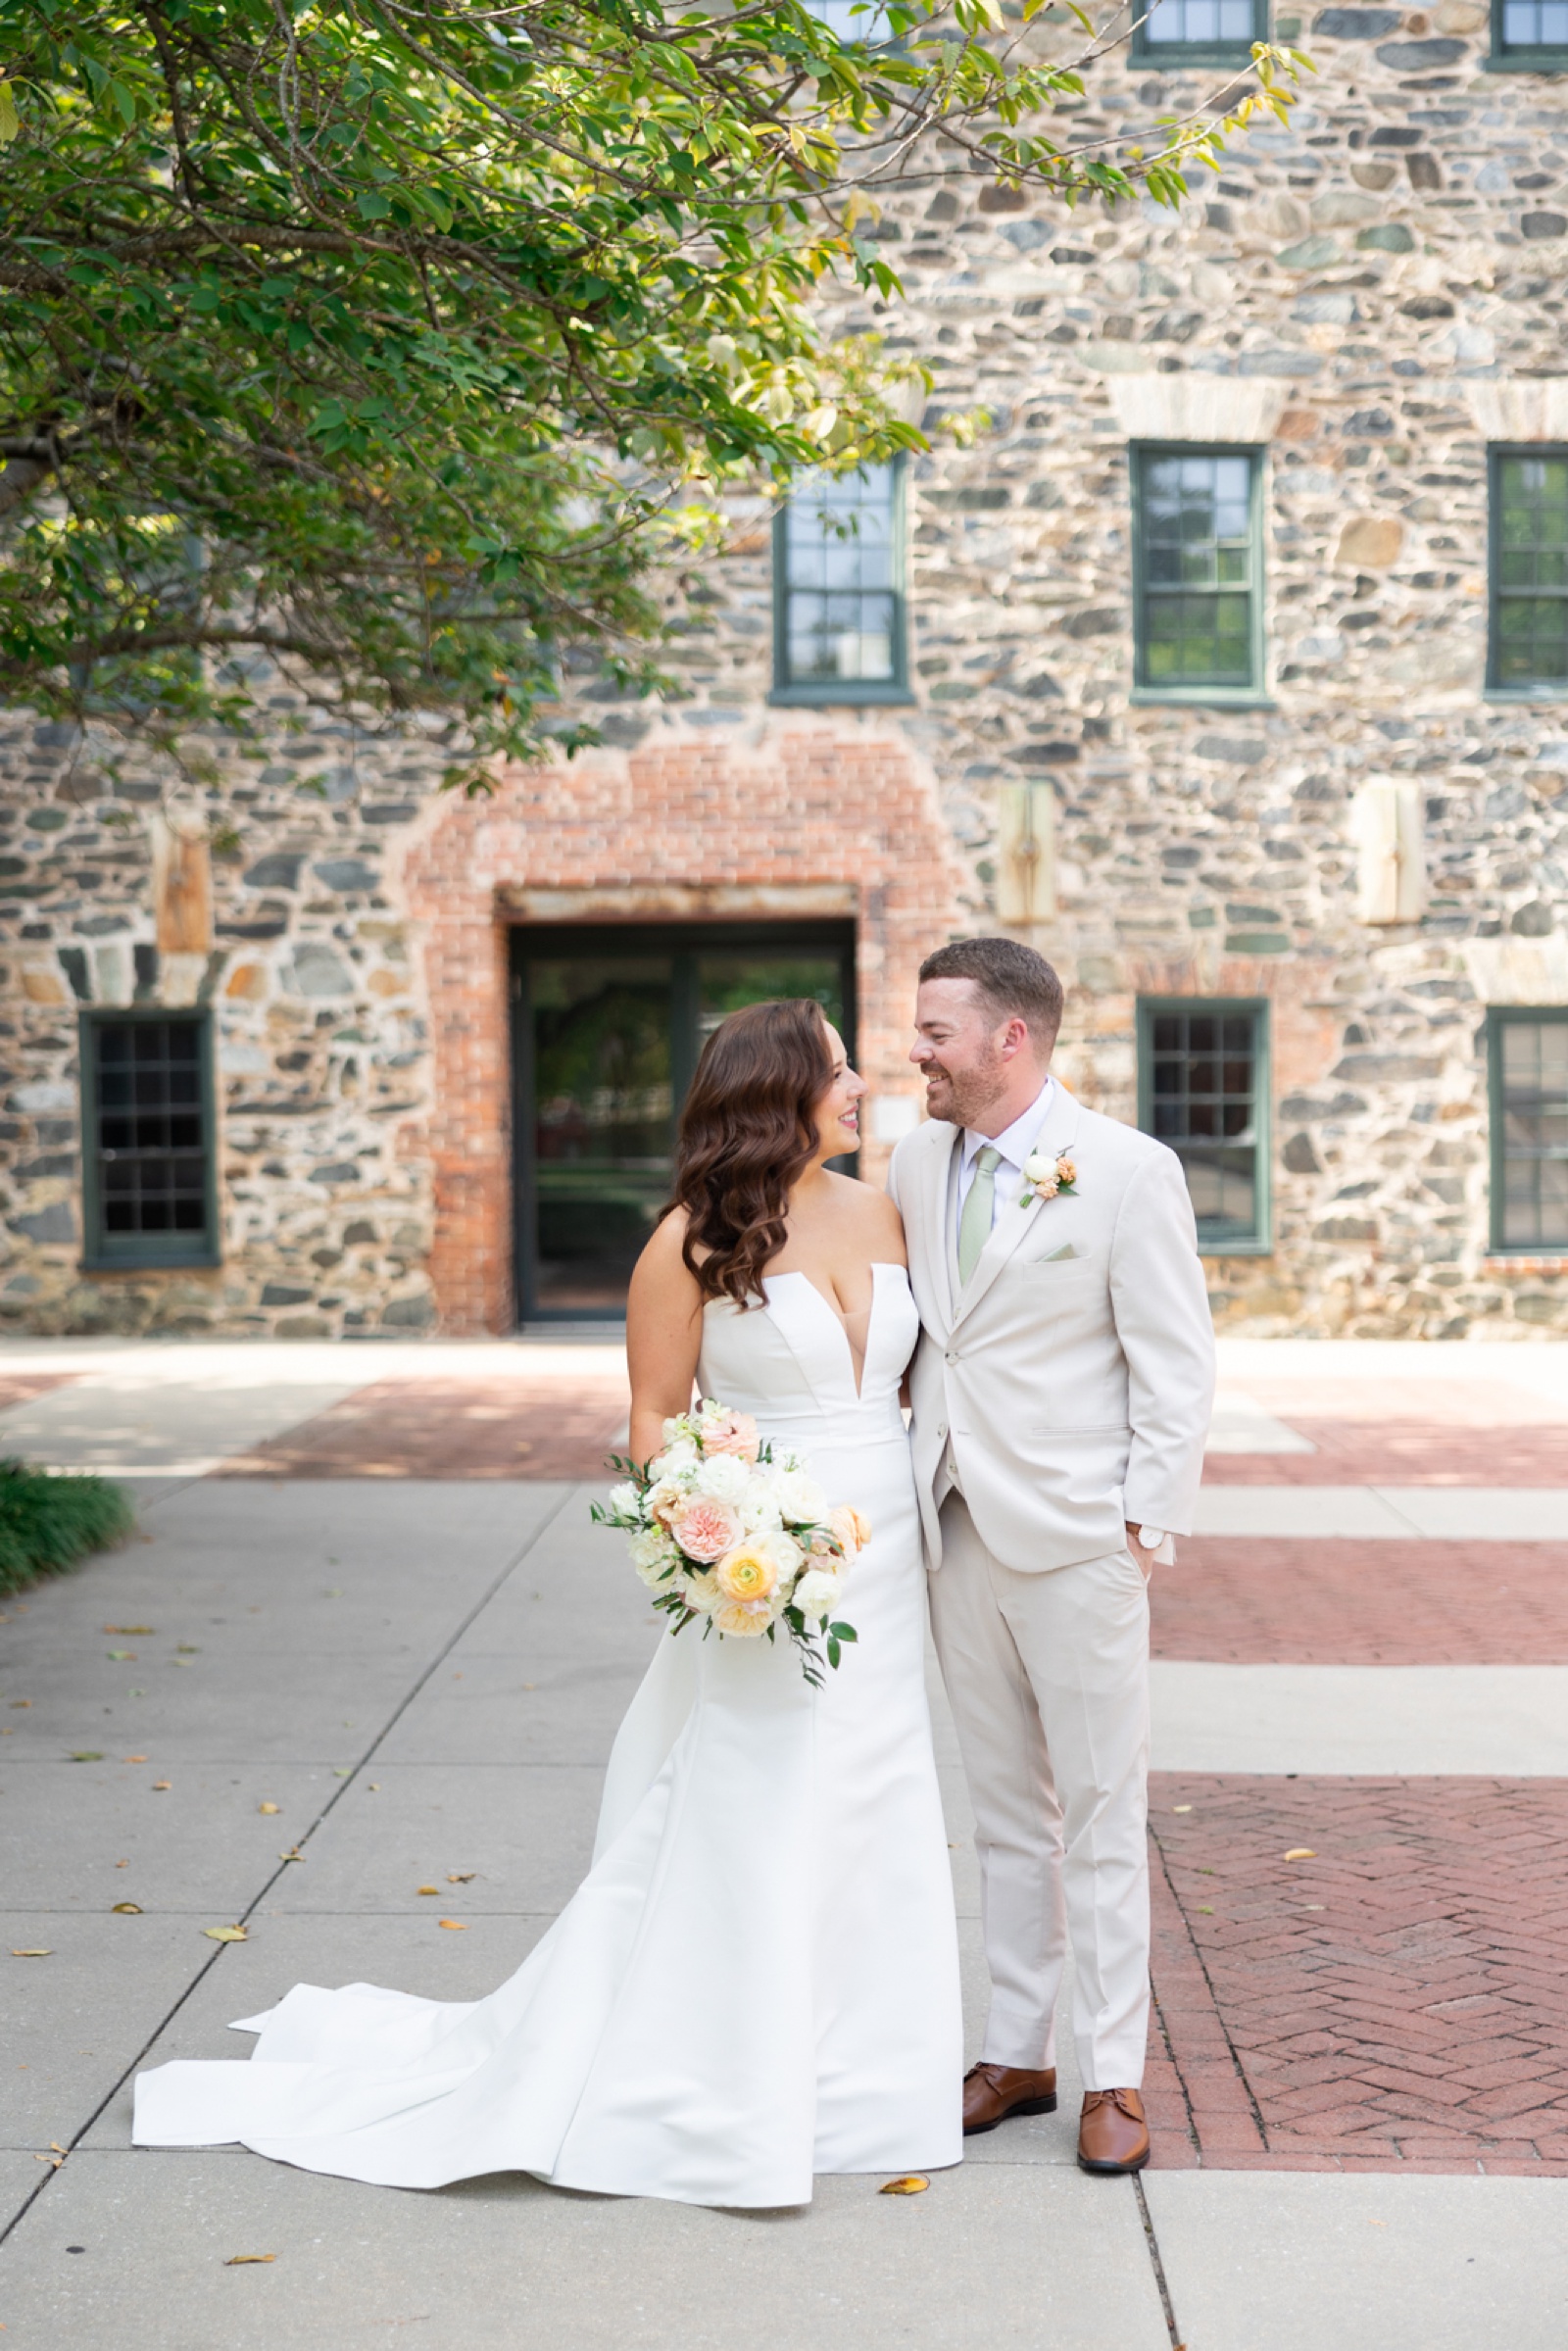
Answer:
[{"xmin": 887, "ymin": 937, "xmax": 1214, "ymax": 2175}]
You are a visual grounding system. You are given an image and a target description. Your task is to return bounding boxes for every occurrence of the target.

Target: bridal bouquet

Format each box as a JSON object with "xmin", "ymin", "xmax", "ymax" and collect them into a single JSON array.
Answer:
[{"xmin": 594, "ymin": 1398, "xmax": 866, "ymax": 1686}]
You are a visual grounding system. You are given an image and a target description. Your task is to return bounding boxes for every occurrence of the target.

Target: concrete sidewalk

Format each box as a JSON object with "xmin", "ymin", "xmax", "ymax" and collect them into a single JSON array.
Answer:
[{"xmin": 4, "ymin": 1466, "xmax": 1568, "ymax": 2348}]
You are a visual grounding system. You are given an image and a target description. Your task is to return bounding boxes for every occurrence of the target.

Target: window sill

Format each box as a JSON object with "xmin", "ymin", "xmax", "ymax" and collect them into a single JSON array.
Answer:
[
  {"xmin": 1199, "ymin": 1240, "xmax": 1274, "ymax": 1259},
  {"xmin": 767, "ymin": 685, "xmax": 916, "ymax": 709},
  {"xmin": 1483, "ymin": 684, "xmax": 1568, "ymax": 703},
  {"xmin": 80, "ymin": 1250, "xmax": 222, "ymax": 1275},
  {"xmin": 1130, "ymin": 689, "xmax": 1276, "ymax": 710},
  {"xmin": 1129, "ymin": 45, "xmax": 1257, "ymax": 67},
  {"xmin": 1482, "ymin": 50, "xmax": 1568, "ymax": 69},
  {"xmin": 1483, "ymin": 1253, "xmax": 1568, "ymax": 1269}
]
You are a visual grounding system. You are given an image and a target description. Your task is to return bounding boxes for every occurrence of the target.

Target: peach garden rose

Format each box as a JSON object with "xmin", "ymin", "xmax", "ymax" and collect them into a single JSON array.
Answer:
[{"xmin": 592, "ymin": 1396, "xmax": 866, "ymax": 1684}]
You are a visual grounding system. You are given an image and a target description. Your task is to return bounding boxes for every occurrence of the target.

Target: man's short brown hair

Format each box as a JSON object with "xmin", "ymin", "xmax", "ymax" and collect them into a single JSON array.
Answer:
[{"xmin": 917, "ymin": 937, "xmax": 1065, "ymax": 1045}]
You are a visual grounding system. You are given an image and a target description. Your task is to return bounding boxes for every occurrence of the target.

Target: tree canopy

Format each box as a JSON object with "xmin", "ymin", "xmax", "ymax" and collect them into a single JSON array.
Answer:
[{"xmin": 0, "ymin": 0, "xmax": 1304, "ymax": 783}]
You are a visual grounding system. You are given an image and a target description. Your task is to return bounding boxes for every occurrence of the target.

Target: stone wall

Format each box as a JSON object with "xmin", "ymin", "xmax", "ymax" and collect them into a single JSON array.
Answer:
[{"xmin": 4, "ymin": 7, "xmax": 1568, "ymax": 1335}]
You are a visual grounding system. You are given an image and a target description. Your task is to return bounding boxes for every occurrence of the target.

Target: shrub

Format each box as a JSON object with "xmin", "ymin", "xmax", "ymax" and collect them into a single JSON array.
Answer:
[{"xmin": 0, "ymin": 1459, "xmax": 135, "ymax": 1596}]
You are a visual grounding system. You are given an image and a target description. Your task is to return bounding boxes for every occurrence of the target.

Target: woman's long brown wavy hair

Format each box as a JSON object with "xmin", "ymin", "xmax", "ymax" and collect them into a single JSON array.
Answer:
[{"xmin": 666, "ymin": 998, "xmax": 835, "ymax": 1307}]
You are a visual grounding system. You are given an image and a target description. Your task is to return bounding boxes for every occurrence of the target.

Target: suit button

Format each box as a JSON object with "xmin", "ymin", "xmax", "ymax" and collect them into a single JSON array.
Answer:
[
  {"xmin": 936, "ymin": 1424, "xmax": 948, "ymax": 1440},
  {"xmin": 945, "ymin": 1350, "xmax": 958, "ymax": 1365}
]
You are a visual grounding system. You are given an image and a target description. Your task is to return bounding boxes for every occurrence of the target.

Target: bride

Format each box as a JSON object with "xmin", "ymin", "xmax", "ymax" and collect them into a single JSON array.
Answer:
[{"xmin": 133, "ymin": 998, "xmax": 963, "ymax": 2207}]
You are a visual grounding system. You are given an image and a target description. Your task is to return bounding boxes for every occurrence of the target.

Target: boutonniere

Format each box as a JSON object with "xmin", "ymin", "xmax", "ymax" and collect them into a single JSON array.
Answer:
[{"xmin": 1022, "ymin": 1151, "xmax": 1078, "ymax": 1203}]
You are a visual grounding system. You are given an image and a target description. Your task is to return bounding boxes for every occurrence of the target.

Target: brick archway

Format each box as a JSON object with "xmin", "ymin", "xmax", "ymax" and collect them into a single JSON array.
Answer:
[{"xmin": 399, "ymin": 723, "xmax": 964, "ymax": 1333}]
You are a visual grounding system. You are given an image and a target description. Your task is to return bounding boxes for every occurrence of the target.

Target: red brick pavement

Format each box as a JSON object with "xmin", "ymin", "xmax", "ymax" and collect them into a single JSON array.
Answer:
[
  {"xmin": 0, "ymin": 1371, "xmax": 81, "ymax": 1417},
  {"xmin": 1205, "ymin": 1380, "xmax": 1568, "ymax": 1486},
  {"xmin": 1153, "ymin": 1539, "xmax": 1568, "ymax": 1665},
  {"xmin": 1146, "ymin": 1775, "xmax": 1568, "ymax": 2175},
  {"xmin": 215, "ymin": 1372, "xmax": 629, "ymax": 1479}
]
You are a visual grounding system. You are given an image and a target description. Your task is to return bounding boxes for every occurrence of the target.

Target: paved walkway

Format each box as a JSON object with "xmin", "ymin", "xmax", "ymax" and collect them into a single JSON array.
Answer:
[{"xmin": 2, "ymin": 1337, "xmax": 1567, "ymax": 2346}]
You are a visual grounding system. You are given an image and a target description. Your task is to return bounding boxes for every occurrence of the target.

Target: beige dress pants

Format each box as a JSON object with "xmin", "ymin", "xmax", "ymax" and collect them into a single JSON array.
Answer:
[{"xmin": 928, "ymin": 1493, "xmax": 1152, "ymax": 2091}]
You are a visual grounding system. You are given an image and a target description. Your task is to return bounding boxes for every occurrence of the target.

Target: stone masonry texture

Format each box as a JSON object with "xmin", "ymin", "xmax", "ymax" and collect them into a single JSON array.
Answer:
[{"xmin": 4, "ymin": 8, "xmax": 1568, "ymax": 1333}]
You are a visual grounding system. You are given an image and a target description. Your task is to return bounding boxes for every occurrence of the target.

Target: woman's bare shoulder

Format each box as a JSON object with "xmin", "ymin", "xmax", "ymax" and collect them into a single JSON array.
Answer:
[
  {"xmin": 826, "ymin": 1171, "xmax": 907, "ymax": 1256},
  {"xmin": 631, "ymin": 1206, "xmax": 699, "ymax": 1291}
]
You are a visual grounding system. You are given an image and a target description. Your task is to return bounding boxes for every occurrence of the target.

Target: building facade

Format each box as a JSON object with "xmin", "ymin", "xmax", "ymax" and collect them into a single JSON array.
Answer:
[{"xmin": 4, "ymin": 1, "xmax": 1568, "ymax": 1339}]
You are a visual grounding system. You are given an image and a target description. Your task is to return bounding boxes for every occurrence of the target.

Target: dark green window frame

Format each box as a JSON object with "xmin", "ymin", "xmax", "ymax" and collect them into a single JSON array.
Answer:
[
  {"xmin": 1487, "ymin": 0, "xmax": 1568, "ymax": 67},
  {"xmin": 1488, "ymin": 1006, "xmax": 1568, "ymax": 1254},
  {"xmin": 1130, "ymin": 444, "xmax": 1268, "ymax": 706},
  {"xmin": 1131, "ymin": 0, "xmax": 1266, "ymax": 67},
  {"xmin": 1137, "ymin": 997, "xmax": 1271, "ymax": 1254},
  {"xmin": 1487, "ymin": 446, "xmax": 1568, "ymax": 697},
  {"xmin": 78, "ymin": 1008, "xmax": 220, "ymax": 1271},
  {"xmin": 770, "ymin": 458, "xmax": 913, "ymax": 708}
]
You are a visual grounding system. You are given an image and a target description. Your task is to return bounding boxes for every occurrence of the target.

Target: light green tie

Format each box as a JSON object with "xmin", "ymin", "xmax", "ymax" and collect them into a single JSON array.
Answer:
[{"xmin": 957, "ymin": 1145, "xmax": 1002, "ymax": 1286}]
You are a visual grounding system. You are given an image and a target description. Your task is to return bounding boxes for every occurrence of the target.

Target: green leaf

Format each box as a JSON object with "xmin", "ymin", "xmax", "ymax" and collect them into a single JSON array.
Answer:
[{"xmin": 0, "ymin": 80, "xmax": 20, "ymax": 143}]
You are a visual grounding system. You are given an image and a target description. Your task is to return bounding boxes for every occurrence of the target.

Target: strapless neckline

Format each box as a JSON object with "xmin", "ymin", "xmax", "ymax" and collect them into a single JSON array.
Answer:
[{"xmin": 762, "ymin": 1263, "xmax": 908, "ymax": 1400}]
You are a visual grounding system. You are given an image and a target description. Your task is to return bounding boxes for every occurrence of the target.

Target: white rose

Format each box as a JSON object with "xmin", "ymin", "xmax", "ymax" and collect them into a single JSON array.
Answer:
[
  {"xmin": 792, "ymin": 1566, "xmax": 843, "ymax": 1625},
  {"xmin": 757, "ymin": 1527, "xmax": 804, "ymax": 1581},
  {"xmin": 678, "ymin": 1566, "xmax": 719, "ymax": 1615},
  {"xmin": 606, "ymin": 1481, "xmax": 641, "ymax": 1520},
  {"xmin": 693, "ymin": 1450, "xmax": 751, "ymax": 1505},
  {"xmin": 628, "ymin": 1528, "xmax": 679, "ymax": 1589},
  {"xmin": 741, "ymin": 1486, "xmax": 784, "ymax": 1534},
  {"xmin": 654, "ymin": 1439, "xmax": 700, "ymax": 1476},
  {"xmin": 773, "ymin": 1468, "xmax": 826, "ymax": 1525}
]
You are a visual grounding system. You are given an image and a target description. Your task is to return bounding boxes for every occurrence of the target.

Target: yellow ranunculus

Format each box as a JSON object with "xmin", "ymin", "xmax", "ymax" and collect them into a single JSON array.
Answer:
[{"xmin": 714, "ymin": 1543, "xmax": 778, "ymax": 1604}]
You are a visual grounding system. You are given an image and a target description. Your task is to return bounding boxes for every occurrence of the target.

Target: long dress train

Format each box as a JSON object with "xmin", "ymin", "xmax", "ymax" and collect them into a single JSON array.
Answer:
[{"xmin": 132, "ymin": 1261, "xmax": 962, "ymax": 2207}]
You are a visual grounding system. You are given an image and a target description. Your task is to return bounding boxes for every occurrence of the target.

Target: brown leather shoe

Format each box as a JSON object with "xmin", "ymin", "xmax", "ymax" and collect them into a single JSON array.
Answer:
[
  {"xmin": 1077, "ymin": 2087, "xmax": 1150, "ymax": 2174},
  {"xmin": 962, "ymin": 2062, "xmax": 1058, "ymax": 2136}
]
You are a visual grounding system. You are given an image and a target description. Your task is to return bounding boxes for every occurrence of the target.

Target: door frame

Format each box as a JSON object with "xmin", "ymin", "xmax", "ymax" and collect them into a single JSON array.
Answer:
[{"xmin": 509, "ymin": 918, "xmax": 858, "ymax": 1324}]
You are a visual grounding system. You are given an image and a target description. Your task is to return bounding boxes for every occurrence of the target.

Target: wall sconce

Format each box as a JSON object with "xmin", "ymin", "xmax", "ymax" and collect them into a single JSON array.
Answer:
[
  {"xmin": 997, "ymin": 781, "xmax": 1057, "ymax": 927},
  {"xmin": 1350, "ymin": 779, "xmax": 1425, "ymax": 927}
]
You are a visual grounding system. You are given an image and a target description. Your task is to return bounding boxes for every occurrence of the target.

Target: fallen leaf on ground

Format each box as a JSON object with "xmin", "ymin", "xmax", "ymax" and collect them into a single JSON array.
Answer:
[
  {"xmin": 1197, "ymin": 1906, "xmax": 1214, "ymax": 1915},
  {"xmin": 10, "ymin": 1699, "xmax": 30, "ymax": 1708},
  {"xmin": 106, "ymin": 1651, "xmax": 135, "ymax": 1661},
  {"xmin": 333, "ymin": 1768, "xmax": 352, "ymax": 1779},
  {"xmin": 122, "ymin": 1755, "xmax": 147, "ymax": 1764},
  {"xmin": 115, "ymin": 1860, "xmax": 128, "ymax": 1868},
  {"xmin": 12, "ymin": 1949, "xmax": 51, "ymax": 1958},
  {"xmin": 69, "ymin": 1752, "xmax": 103, "ymax": 1763},
  {"xmin": 32, "ymin": 2153, "xmax": 62, "ymax": 2167},
  {"xmin": 152, "ymin": 1781, "xmax": 172, "ymax": 1791},
  {"xmin": 111, "ymin": 1902, "xmax": 142, "ymax": 1915},
  {"xmin": 224, "ymin": 2253, "xmax": 276, "ymax": 2266},
  {"xmin": 367, "ymin": 1783, "xmax": 380, "ymax": 1792},
  {"xmin": 105, "ymin": 1626, "xmax": 154, "ymax": 1637},
  {"xmin": 1172, "ymin": 1804, "xmax": 1193, "ymax": 1814},
  {"xmin": 176, "ymin": 1643, "xmax": 200, "ymax": 1654},
  {"xmin": 203, "ymin": 1924, "xmax": 248, "ymax": 1943},
  {"xmin": 258, "ymin": 1802, "xmax": 280, "ymax": 1815},
  {"xmin": 879, "ymin": 2177, "xmax": 929, "ymax": 2195},
  {"xmin": 447, "ymin": 1873, "xmax": 475, "ymax": 1885},
  {"xmin": 1283, "ymin": 1848, "xmax": 1316, "ymax": 1861},
  {"xmin": 416, "ymin": 1885, "xmax": 440, "ymax": 1896},
  {"xmin": 438, "ymin": 1919, "xmax": 466, "ymax": 1931},
  {"xmin": 279, "ymin": 1848, "xmax": 305, "ymax": 1862}
]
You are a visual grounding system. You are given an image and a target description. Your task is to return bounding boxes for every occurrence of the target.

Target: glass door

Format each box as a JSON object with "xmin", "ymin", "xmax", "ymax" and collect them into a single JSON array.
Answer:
[{"xmin": 512, "ymin": 923, "xmax": 855, "ymax": 1321}]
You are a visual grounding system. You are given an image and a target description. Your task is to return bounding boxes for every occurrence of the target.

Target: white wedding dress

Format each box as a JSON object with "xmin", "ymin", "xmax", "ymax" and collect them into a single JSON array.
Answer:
[{"xmin": 133, "ymin": 1261, "xmax": 963, "ymax": 2206}]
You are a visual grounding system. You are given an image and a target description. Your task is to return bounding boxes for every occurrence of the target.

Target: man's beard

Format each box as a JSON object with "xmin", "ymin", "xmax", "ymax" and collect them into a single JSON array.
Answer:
[{"xmin": 923, "ymin": 1052, "xmax": 1008, "ymax": 1129}]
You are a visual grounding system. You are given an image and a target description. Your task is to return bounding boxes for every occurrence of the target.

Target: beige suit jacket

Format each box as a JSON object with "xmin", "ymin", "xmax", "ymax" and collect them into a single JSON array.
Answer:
[{"xmin": 887, "ymin": 1088, "xmax": 1215, "ymax": 1576}]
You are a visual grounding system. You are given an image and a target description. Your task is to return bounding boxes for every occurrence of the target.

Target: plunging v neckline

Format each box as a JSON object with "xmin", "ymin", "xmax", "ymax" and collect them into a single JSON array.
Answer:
[{"xmin": 764, "ymin": 1263, "xmax": 904, "ymax": 1401}]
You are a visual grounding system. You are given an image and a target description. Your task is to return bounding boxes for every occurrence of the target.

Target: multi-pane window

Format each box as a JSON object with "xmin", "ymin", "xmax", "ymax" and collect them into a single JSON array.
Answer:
[
  {"xmin": 801, "ymin": 0, "xmax": 893, "ymax": 37},
  {"xmin": 772, "ymin": 463, "xmax": 908, "ymax": 703},
  {"xmin": 1490, "ymin": 1010, "xmax": 1568, "ymax": 1251},
  {"xmin": 80, "ymin": 1012, "xmax": 218, "ymax": 1267},
  {"xmin": 1133, "ymin": 448, "xmax": 1263, "ymax": 697},
  {"xmin": 1133, "ymin": 0, "xmax": 1264, "ymax": 60},
  {"xmin": 1138, "ymin": 1000, "xmax": 1269, "ymax": 1250},
  {"xmin": 1493, "ymin": 0, "xmax": 1568, "ymax": 57},
  {"xmin": 1490, "ymin": 451, "xmax": 1568, "ymax": 692}
]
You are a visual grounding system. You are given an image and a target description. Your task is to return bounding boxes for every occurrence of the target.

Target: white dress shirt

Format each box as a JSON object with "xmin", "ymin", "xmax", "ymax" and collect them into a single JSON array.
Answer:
[{"xmin": 954, "ymin": 1078, "xmax": 1056, "ymax": 1244}]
